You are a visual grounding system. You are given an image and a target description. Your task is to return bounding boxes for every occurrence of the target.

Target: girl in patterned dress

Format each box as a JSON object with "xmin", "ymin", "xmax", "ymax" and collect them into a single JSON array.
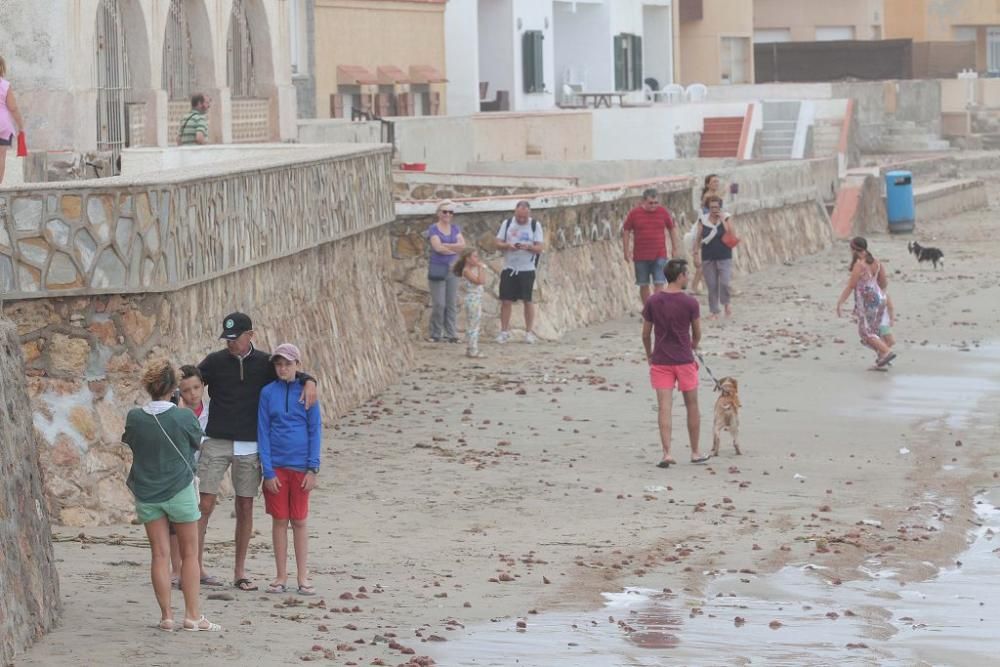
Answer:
[
  {"xmin": 453, "ymin": 248, "xmax": 487, "ymax": 358},
  {"xmin": 836, "ymin": 237, "xmax": 896, "ymax": 368}
]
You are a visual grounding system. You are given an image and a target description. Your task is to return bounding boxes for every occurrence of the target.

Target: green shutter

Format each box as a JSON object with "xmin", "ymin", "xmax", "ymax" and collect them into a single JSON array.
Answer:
[
  {"xmin": 632, "ymin": 35, "xmax": 643, "ymax": 90},
  {"xmin": 522, "ymin": 31, "xmax": 544, "ymax": 93},
  {"xmin": 614, "ymin": 34, "xmax": 626, "ymax": 90}
]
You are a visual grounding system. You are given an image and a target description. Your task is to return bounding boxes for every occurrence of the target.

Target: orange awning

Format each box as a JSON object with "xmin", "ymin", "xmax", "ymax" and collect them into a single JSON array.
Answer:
[
  {"xmin": 377, "ymin": 65, "xmax": 410, "ymax": 85},
  {"xmin": 337, "ymin": 64, "xmax": 378, "ymax": 85},
  {"xmin": 409, "ymin": 64, "xmax": 447, "ymax": 84}
]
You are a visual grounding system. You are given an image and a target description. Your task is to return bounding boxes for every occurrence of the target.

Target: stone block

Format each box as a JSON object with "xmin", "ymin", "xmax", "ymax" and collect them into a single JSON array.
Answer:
[
  {"xmin": 119, "ymin": 308, "xmax": 156, "ymax": 347},
  {"xmin": 49, "ymin": 333, "xmax": 91, "ymax": 375},
  {"xmin": 61, "ymin": 195, "xmax": 82, "ymax": 220}
]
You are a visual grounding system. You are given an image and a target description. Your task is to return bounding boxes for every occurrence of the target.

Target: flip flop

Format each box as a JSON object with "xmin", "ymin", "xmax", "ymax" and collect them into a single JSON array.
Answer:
[
  {"xmin": 876, "ymin": 352, "xmax": 897, "ymax": 368},
  {"xmin": 200, "ymin": 574, "xmax": 225, "ymax": 587},
  {"xmin": 234, "ymin": 578, "xmax": 258, "ymax": 592},
  {"xmin": 265, "ymin": 582, "xmax": 288, "ymax": 594},
  {"xmin": 690, "ymin": 455, "xmax": 711, "ymax": 464},
  {"xmin": 296, "ymin": 584, "xmax": 317, "ymax": 596},
  {"xmin": 656, "ymin": 460, "xmax": 675, "ymax": 469}
]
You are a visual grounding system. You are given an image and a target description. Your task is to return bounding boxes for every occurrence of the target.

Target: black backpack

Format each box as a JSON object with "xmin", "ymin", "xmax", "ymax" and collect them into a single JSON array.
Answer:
[{"xmin": 501, "ymin": 217, "xmax": 541, "ymax": 267}]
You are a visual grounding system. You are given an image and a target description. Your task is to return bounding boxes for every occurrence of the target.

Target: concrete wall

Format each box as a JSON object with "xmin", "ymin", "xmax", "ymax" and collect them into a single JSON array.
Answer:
[
  {"xmin": 510, "ymin": 0, "xmax": 556, "ymax": 111},
  {"xmin": 392, "ymin": 170, "xmax": 578, "ymax": 201},
  {"xmin": 478, "ymin": 0, "xmax": 515, "ymax": 107},
  {"xmin": 297, "ymin": 119, "xmax": 384, "ymax": 144},
  {"xmin": 553, "ymin": 0, "xmax": 613, "ymax": 93},
  {"xmin": 754, "ymin": 0, "xmax": 883, "ymax": 41},
  {"xmin": 0, "ymin": 316, "xmax": 61, "ymax": 664},
  {"xmin": 313, "ymin": 0, "xmax": 447, "ymax": 118}
]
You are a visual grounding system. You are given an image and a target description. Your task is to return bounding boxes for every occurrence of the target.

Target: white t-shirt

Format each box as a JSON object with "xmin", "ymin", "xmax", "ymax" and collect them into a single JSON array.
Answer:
[{"xmin": 496, "ymin": 218, "xmax": 544, "ymax": 273}]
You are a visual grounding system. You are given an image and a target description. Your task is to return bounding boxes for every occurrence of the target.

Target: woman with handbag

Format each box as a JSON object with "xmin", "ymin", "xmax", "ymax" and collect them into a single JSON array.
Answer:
[
  {"xmin": 122, "ymin": 359, "xmax": 222, "ymax": 633},
  {"xmin": 426, "ymin": 199, "xmax": 466, "ymax": 342},
  {"xmin": 692, "ymin": 195, "xmax": 738, "ymax": 319},
  {"xmin": 0, "ymin": 56, "xmax": 26, "ymax": 185}
]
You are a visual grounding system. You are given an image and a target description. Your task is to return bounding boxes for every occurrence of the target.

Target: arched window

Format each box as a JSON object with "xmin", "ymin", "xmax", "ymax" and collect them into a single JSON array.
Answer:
[
  {"xmin": 227, "ymin": 0, "xmax": 256, "ymax": 98},
  {"xmin": 162, "ymin": 0, "xmax": 196, "ymax": 101}
]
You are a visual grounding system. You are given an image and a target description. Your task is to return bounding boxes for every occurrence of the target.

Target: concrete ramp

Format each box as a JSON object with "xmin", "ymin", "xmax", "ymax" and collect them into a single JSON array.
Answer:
[{"xmin": 830, "ymin": 174, "xmax": 885, "ymax": 239}]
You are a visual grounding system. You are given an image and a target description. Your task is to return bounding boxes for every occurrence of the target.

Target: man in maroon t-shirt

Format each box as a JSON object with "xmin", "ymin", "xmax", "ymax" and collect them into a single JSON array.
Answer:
[
  {"xmin": 641, "ymin": 259, "xmax": 709, "ymax": 468},
  {"xmin": 623, "ymin": 188, "xmax": 682, "ymax": 305}
]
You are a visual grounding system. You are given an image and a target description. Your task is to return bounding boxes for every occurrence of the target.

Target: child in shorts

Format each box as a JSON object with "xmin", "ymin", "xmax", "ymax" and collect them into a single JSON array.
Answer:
[{"xmin": 258, "ymin": 344, "xmax": 322, "ymax": 595}]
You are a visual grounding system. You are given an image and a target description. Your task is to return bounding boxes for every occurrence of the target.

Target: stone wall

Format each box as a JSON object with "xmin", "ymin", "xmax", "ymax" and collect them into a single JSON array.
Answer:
[
  {"xmin": 1, "ymin": 145, "xmax": 410, "ymax": 527},
  {"xmin": 391, "ymin": 175, "xmax": 834, "ymax": 339},
  {"xmin": 0, "ymin": 316, "xmax": 61, "ymax": 663},
  {"xmin": 4, "ymin": 227, "xmax": 411, "ymax": 527},
  {"xmin": 0, "ymin": 146, "xmax": 394, "ymax": 298},
  {"xmin": 392, "ymin": 180, "xmax": 696, "ymax": 339}
]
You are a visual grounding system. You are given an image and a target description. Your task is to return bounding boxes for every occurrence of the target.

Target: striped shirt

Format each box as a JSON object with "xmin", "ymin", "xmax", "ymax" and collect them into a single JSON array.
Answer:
[{"xmin": 178, "ymin": 110, "xmax": 208, "ymax": 145}]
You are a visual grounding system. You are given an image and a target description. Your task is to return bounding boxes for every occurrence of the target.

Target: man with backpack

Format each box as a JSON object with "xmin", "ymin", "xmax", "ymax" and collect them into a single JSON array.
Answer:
[
  {"xmin": 494, "ymin": 200, "xmax": 544, "ymax": 344},
  {"xmin": 178, "ymin": 93, "xmax": 210, "ymax": 145}
]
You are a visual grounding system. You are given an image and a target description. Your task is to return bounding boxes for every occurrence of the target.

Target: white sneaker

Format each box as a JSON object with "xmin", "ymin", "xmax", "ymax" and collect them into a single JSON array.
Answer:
[
  {"xmin": 496, "ymin": 331, "xmax": 510, "ymax": 344},
  {"xmin": 524, "ymin": 332, "xmax": 538, "ymax": 344}
]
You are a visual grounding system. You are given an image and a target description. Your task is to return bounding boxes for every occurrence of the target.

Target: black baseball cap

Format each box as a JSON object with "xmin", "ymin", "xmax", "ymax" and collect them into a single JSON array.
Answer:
[{"xmin": 219, "ymin": 312, "xmax": 253, "ymax": 340}]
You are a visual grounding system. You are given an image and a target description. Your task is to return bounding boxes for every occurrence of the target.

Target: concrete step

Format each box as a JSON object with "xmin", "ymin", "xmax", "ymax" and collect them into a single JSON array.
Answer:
[
  {"xmin": 759, "ymin": 130, "xmax": 796, "ymax": 141},
  {"xmin": 762, "ymin": 101, "xmax": 801, "ymax": 121}
]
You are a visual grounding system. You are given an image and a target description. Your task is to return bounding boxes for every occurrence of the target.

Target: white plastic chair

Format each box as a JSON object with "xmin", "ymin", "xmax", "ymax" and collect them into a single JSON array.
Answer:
[
  {"xmin": 660, "ymin": 83, "xmax": 684, "ymax": 104},
  {"xmin": 685, "ymin": 83, "xmax": 708, "ymax": 103}
]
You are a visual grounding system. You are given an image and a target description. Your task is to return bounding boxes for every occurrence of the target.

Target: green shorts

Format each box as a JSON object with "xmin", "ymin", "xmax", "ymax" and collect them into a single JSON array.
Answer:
[{"xmin": 134, "ymin": 482, "xmax": 201, "ymax": 525}]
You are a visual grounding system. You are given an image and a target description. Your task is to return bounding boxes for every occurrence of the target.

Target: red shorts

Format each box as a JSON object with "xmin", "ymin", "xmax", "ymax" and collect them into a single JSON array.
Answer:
[
  {"xmin": 263, "ymin": 468, "xmax": 311, "ymax": 521},
  {"xmin": 649, "ymin": 362, "xmax": 699, "ymax": 392}
]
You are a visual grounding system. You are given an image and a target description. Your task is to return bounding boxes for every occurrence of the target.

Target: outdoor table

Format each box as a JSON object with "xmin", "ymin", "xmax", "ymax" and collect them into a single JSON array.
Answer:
[{"xmin": 577, "ymin": 92, "xmax": 627, "ymax": 109}]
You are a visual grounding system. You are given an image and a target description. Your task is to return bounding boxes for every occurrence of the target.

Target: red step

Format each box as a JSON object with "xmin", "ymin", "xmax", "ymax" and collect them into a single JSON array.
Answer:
[{"xmin": 699, "ymin": 115, "xmax": 745, "ymax": 158}]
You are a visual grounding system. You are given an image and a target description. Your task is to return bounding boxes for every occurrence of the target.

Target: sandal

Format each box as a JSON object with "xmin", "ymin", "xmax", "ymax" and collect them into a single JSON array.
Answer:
[
  {"xmin": 157, "ymin": 618, "xmax": 176, "ymax": 632},
  {"xmin": 183, "ymin": 616, "xmax": 222, "ymax": 632},
  {"xmin": 265, "ymin": 582, "xmax": 288, "ymax": 594},
  {"xmin": 200, "ymin": 574, "xmax": 225, "ymax": 587},
  {"xmin": 690, "ymin": 454, "xmax": 712, "ymax": 464},
  {"xmin": 876, "ymin": 352, "xmax": 897, "ymax": 368},
  {"xmin": 656, "ymin": 459, "xmax": 676, "ymax": 469},
  {"xmin": 296, "ymin": 583, "xmax": 317, "ymax": 596},
  {"xmin": 233, "ymin": 578, "xmax": 258, "ymax": 592}
]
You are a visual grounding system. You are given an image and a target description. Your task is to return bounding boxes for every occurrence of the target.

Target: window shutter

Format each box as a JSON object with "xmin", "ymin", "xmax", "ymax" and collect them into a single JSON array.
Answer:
[
  {"xmin": 614, "ymin": 34, "xmax": 626, "ymax": 90},
  {"xmin": 631, "ymin": 35, "xmax": 643, "ymax": 90},
  {"xmin": 522, "ymin": 30, "xmax": 545, "ymax": 93}
]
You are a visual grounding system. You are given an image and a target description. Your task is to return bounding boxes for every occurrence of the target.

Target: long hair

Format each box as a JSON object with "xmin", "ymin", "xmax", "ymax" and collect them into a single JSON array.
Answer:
[
  {"xmin": 452, "ymin": 247, "xmax": 477, "ymax": 277},
  {"xmin": 0, "ymin": 56, "xmax": 7, "ymax": 79},
  {"xmin": 849, "ymin": 236, "xmax": 875, "ymax": 270},
  {"xmin": 700, "ymin": 173, "xmax": 719, "ymax": 202}
]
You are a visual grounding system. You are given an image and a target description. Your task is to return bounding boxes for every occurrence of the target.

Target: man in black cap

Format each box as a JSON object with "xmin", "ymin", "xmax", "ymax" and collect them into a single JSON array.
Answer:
[{"xmin": 195, "ymin": 312, "xmax": 318, "ymax": 591}]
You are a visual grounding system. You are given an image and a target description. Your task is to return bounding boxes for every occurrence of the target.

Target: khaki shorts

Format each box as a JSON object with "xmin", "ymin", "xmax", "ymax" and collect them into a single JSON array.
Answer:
[{"xmin": 198, "ymin": 438, "xmax": 262, "ymax": 497}]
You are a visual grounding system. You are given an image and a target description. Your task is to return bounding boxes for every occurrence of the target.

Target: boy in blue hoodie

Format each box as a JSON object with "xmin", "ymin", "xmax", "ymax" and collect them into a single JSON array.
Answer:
[{"xmin": 258, "ymin": 343, "xmax": 322, "ymax": 595}]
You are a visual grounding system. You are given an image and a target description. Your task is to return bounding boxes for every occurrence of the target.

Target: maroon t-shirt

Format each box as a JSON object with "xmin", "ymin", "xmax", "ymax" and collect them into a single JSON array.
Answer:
[
  {"xmin": 642, "ymin": 291, "xmax": 699, "ymax": 365},
  {"xmin": 623, "ymin": 206, "xmax": 676, "ymax": 261}
]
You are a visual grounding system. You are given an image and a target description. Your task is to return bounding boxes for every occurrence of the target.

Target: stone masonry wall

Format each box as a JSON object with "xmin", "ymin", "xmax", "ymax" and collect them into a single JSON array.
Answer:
[
  {"xmin": 2, "ymin": 227, "xmax": 411, "ymax": 527},
  {"xmin": 392, "ymin": 183, "xmax": 833, "ymax": 339},
  {"xmin": 0, "ymin": 316, "xmax": 61, "ymax": 664}
]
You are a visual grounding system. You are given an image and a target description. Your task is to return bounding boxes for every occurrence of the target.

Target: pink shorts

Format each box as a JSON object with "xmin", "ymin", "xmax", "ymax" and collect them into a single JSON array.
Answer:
[{"xmin": 649, "ymin": 362, "xmax": 699, "ymax": 392}]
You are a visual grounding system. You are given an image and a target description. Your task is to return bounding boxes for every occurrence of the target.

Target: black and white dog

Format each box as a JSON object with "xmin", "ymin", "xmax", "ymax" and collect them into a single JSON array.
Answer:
[{"xmin": 908, "ymin": 241, "xmax": 944, "ymax": 269}]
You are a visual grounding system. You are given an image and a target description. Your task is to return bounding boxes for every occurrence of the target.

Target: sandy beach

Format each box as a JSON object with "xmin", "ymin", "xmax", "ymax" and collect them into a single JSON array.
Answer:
[{"xmin": 16, "ymin": 199, "xmax": 1000, "ymax": 666}]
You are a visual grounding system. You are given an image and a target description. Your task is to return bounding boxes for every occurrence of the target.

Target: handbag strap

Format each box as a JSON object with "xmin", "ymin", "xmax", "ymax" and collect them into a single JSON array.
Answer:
[{"xmin": 152, "ymin": 411, "xmax": 196, "ymax": 479}]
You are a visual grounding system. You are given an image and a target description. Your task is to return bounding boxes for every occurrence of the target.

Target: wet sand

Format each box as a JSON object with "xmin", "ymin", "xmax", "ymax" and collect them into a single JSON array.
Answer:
[{"xmin": 17, "ymin": 202, "xmax": 1000, "ymax": 666}]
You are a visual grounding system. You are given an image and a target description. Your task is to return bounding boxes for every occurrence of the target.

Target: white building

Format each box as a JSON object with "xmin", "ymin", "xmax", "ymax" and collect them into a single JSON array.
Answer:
[
  {"xmin": 0, "ymin": 0, "xmax": 296, "ymax": 174},
  {"xmin": 446, "ymin": 0, "xmax": 676, "ymax": 115}
]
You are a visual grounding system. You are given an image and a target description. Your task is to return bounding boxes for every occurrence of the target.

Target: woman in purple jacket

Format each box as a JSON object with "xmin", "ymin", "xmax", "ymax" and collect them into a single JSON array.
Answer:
[{"xmin": 258, "ymin": 343, "xmax": 322, "ymax": 596}]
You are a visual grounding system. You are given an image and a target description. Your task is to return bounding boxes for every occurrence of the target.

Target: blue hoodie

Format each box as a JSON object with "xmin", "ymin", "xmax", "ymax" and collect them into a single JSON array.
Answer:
[{"xmin": 257, "ymin": 378, "xmax": 321, "ymax": 480}]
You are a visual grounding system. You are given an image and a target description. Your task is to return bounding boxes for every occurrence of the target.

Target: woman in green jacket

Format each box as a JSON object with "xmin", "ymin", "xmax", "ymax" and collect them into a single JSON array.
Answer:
[{"xmin": 123, "ymin": 359, "xmax": 221, "ymax": 632}]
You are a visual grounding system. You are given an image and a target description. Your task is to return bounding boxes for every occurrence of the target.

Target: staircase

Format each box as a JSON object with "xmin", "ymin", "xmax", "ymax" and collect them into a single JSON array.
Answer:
[
  {"xmin": 812, "ymin": 118, "xmax": 843, "ymax": 157},
  {"xmin": 699, "ymin": 116, "xmax": 744, "ymax": 158},
  {"xmin": 757, "ymin": 101, "xmax": 799, "ymax": 159}
]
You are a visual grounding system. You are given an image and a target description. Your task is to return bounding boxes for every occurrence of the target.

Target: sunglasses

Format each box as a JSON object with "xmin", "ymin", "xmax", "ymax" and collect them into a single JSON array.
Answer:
[{"xmin": 440, "ymin": 210, "xmax": 455, "ymax": 215}]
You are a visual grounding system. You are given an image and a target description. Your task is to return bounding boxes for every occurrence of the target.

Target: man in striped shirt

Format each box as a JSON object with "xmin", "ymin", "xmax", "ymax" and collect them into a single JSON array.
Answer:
[{"xmin": 178, "ymin": 93, "xmax": 210, "ymax": 145}]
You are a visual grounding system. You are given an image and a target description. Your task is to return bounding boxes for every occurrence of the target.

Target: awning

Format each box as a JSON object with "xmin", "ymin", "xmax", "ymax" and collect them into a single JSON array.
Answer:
[
  {"xmin": 409, "ymin": 64, "xmax": 448, "ymax": 84},
  {"xmin": 377, "ymin": 65, "xmax": 410, "ymax": 85},
  {"xmin": 337, "ymin": 64, "xmax": 378, "ymax": 85}
]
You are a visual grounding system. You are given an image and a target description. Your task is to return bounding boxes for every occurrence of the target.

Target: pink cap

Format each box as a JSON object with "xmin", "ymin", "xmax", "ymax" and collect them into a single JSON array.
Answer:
[{"xmin": 270, "ymin": 343, "xmax": 301, "ymax": 363}]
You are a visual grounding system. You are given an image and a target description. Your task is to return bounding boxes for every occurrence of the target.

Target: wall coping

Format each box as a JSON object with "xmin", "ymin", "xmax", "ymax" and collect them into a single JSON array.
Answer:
[
  {"xmin": 395, "ymin": 175, "xmax": 694, "ymax": 216},
  {"xmin": 0, "ymin": 145, "xmax": 391, "ymax": 193}
]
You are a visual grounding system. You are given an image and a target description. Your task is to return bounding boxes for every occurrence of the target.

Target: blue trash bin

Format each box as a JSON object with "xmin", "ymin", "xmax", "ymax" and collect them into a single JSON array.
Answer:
[{"xmin": 885, "ymin": 170, "xmax": 915, "ymax": 234}]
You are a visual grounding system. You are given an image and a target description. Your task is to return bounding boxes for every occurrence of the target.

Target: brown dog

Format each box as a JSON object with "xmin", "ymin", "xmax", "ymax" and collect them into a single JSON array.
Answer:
[{"xmin": 711, "ymin": 377, "xmax": 741, "ymax": 456}]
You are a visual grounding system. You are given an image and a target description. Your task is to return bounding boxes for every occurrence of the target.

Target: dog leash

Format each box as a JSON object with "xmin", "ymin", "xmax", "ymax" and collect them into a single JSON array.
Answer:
[{"xmin": 695, "ymin": 352, "xmax": 722, "ymax": 390}]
